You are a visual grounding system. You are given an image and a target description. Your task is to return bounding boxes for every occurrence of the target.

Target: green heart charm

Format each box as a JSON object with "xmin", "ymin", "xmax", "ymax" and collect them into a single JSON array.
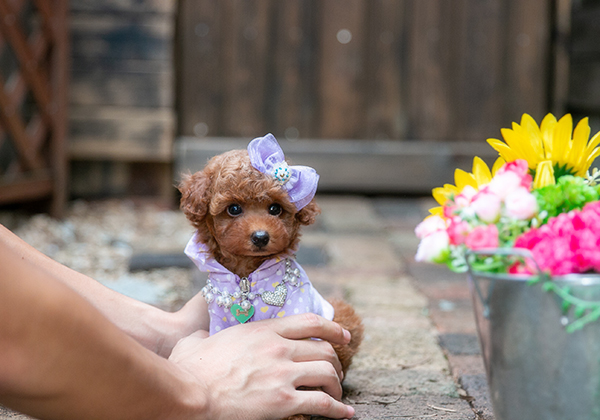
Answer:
[{"xmin": 231, "ymin": 304, "xmax": 254, "ymax": 324}]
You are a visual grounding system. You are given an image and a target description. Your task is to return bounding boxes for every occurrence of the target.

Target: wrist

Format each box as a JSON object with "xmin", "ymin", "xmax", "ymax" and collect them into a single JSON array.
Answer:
[
  {"xmin": 134, "ymin": 306, "xmax": 190, "ymax": 358},
  {"xmin": 161, "ymin": 297, "xmax": 210, "ymax": 355},
  {"xmin": 151, "ymin": 309, "xmax": 204, "ymax": 358},
  {"xmin": 128, "ymin": 294, "xmax": 209, "ymax": 358},
  {"xmin": 166, "ymin": 362, "xmax": 212, "ymax": 420}
]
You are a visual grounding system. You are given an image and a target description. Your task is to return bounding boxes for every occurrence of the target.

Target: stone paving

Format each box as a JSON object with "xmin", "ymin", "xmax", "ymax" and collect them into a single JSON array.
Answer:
[
  {"xmin": 0, "ymin": 195, "xmax": 494, "ymax": 419},
  {"xmin": 310, "ymin": 196, "xmax": 481, "ymax": 419}
]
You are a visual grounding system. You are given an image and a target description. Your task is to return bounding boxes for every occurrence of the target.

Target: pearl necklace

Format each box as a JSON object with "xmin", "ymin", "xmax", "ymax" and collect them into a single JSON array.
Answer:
[{"xmin": 200, "ymin": 259, "xmax": 301, "ymax": 323}]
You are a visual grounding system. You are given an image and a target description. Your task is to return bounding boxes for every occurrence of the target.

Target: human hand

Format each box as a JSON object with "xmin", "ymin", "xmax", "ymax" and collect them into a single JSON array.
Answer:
[
  {"xmin": 148, "ymin": 292, "xmax": 210, "ymax": 357},
  {"xmin": 168, "ymin": 313, "xmax": 355, "ymax": 420}
]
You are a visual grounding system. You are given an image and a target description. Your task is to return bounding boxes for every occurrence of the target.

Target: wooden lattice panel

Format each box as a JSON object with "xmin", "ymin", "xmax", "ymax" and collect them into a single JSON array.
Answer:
[{"xmin": 0, "ymin": 0, "xmax": 68, "ymax": 216}]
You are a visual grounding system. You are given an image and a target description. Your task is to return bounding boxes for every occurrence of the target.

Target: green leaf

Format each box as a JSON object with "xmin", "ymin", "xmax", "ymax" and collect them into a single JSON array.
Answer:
[{"xmin": 575, "ymin": 306, "xmax": 587, "ymax": 319}]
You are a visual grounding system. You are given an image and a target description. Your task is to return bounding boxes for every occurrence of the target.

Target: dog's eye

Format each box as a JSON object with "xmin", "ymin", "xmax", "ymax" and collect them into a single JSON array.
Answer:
[
  {"xmin": 268, "ymin": 203, "xmax": 283, "ymax": 216},
  {"xmin": 227, "ymin": 204, "xmax": 243, "ymax": 217}
]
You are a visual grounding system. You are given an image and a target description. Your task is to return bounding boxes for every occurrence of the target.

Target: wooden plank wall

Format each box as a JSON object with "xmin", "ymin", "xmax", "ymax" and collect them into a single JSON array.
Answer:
[
  {"xmin": 68, "ymin": 0, "xmax": 176, "ymax": 199},
  {"xmin": 567, "ymin": 0, "xmax": 600, "ymax": 131},
  {"xmin": 177, "ymin": 0, "xmax": 552, "ymax": 143}
]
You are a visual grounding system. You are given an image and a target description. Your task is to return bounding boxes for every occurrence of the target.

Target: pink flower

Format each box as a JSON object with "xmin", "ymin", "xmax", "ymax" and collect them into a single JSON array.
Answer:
[
  {"xmin": 488, "ymin": 159, "xmax": 533, "ymax": 199},
  {"xmin": 444, "ymin": 203, "xmax": 458, "ymax": 219},
  {"xmin": 571, "ymin": 228, "xmax": 598, "ymax": 273},
  {"xmin": 497, "ymin": 159, "xmax": 533, "ymax": 188},
  {"xmin": 583, "ymin": 201, "xmax": 600, "ymax": 216},
  {"xmin": 447, "ymin": 217, "xmax": 471, "ymax": 245},
  {"xmin": 471, "ymin": 190, "xmax": 502, "ymax": 223},
  {"xmin": 514, "ymin": 225, "xmax": 551, "ymax": 249},
  {"xmin": 532, "ymin": 237, "xmax": 575, "ymax": 275},
  {"xmin": 547, "ymin": 212, "xmax": 575, "ymax": 237},
  {"xmin": 513, "ymin": 205, "xmax": 600, "ymax": 275},
  {"xmin": 455, "ymin": 185, "xmax": 477, "ymax": 208},
  {"xmin": 415, "ymin": 230, "xmax": 450, "ymax": 263},
  {"xmin": 465, "ymin": 224, "xmax": 499, "ymax": 250},
  {"xmin": 508, "ymin": 262, "xmax": 533, "ymax": 275},
  {"xmin": 581, "ymin": 202, "xmax": 600, "ymax": 230},
  {"xmin": 415, "ymin": 215, "xmax": 447, "ymax": 239},
  {"xmin": 504, "ymin": 187, "xmax": 538, "ymax": 220}
]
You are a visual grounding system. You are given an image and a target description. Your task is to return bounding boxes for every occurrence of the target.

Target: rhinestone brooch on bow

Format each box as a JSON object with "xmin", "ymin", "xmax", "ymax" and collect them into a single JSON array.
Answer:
[{"xmin": 272, "ymin": 162, "xmax": 291, "ymax": 184}]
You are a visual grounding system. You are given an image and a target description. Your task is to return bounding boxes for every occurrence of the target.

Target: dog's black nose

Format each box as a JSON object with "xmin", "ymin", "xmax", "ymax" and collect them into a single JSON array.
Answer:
[{"xmin": 251, "ymin": 231, "xmax": 270, "ymax": 248}]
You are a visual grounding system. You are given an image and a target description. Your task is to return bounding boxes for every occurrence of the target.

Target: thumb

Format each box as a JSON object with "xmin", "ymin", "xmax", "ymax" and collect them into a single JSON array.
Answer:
[{"xmin": 190, "ymin": 330, "xmax": 210, "ymax": 339}]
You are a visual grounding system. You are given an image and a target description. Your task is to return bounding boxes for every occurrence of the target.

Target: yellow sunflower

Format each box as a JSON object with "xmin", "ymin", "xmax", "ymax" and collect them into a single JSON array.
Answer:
[
  {"xmin": 487, "ymin": 113, "xmax": 600, "ymax": 188},
  {"xmin": 429, "ymin": 156, "xmax": 502, "ymax": 217}
]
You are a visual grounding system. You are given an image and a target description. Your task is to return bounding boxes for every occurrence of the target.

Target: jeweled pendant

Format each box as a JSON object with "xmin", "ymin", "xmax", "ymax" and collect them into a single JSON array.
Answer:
[{"xmin": 261, "ymin": 283, "xmax": 287, "ymax": 307}]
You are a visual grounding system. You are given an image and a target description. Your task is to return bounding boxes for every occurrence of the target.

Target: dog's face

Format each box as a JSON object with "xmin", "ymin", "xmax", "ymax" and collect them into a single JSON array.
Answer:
[
  {"xmin": 179, "ymin": 149, "xmax": 320, "ymax": 270},
  {"xmin": 209, "ymin": 187, "xmax": 299, "ymax": 258}
]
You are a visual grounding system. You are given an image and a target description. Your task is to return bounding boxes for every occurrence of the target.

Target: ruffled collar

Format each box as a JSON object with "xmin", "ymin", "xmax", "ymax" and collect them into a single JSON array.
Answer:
[{"xmin": 184, "ymin": 232, "xmax": 292, "ymax": 283}]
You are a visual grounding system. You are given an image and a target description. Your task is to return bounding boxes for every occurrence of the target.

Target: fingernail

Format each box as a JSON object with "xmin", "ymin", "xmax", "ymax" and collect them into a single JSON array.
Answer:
[{"xmin": 343, "ymin": 329, "xmax": 351, "ymax": 342}]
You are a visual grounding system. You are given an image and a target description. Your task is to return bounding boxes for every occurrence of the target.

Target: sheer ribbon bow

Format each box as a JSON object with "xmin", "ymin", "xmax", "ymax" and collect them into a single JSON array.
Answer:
[{"xmin": 248, "ymin": 134, "xmax": 319, "ymax": 210}]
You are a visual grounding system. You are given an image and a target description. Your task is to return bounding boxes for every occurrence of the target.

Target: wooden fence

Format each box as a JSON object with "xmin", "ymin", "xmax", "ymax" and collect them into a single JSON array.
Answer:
[
  {"xmin": 177, "ymin": 0, "xmax": 553, "ymax": 143},
  {"xmin": 67, "ymin": 0, "xmax": 176, "ymax": 200},
  {"xmin": 0, "ymin": 0, "xmax": 69, "ymax": 216},
  {"xmin": 2, "ymin": 0, "xmax": 578, "ymax": 202},
  {"xmin": 568, "ymin": 0, "xmax": 600, "ymax": 128}
]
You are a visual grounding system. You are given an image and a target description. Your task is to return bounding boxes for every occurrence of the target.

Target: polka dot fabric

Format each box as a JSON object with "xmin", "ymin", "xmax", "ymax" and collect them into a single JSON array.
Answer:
[{"xmin": 185, "ymin": 233, "xmax": 334, "ymax": 335}]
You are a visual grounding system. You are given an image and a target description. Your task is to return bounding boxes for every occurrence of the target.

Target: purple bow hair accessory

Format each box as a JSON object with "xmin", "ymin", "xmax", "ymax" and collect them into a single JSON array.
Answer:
[{"xmin": 248, "ymin": 134, "xmax": 319, "ymax": 210}]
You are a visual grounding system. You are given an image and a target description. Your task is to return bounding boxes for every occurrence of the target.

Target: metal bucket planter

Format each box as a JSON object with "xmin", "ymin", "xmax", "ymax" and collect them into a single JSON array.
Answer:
[{"xmin": 467, "ymin": 249, "xmax": 600, "ymax": 420}]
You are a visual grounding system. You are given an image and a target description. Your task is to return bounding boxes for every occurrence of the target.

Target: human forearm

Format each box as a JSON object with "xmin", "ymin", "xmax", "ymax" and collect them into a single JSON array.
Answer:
[
  {"xmin": 0, "ymin": 242, "xmax": 207, "ymax": 420},
  {"xmin": 0, "ymin": 224, "xmax": 355, "ymax": 419},
  {"xmin": 0, "ymin": 224, "xmax": 208, "ymax": 356}
]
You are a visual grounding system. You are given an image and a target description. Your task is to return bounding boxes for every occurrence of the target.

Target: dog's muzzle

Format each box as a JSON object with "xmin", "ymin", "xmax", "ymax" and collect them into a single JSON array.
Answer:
[{"xmin": 251, "ymin": 230, "xmax": 270, "ymax": 248}]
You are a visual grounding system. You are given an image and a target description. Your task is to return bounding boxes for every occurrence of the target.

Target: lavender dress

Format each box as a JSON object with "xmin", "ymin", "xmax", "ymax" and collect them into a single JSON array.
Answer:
[{"xmin": 185, "ymin": 233, "xmax": 335, "ymax": 335}]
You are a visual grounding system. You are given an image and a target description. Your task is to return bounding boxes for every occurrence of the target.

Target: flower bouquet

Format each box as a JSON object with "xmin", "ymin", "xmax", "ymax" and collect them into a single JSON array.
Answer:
[
  {"xmin": 416, "ymin": 113, "xmax": 600, "ymax": 330},
  {"xmin": 414, "ymin": 113, "xmax": 600, "ymax": 420}
]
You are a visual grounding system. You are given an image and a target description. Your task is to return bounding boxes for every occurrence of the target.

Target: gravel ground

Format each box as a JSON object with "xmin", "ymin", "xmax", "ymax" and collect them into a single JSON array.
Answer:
[{"xmin": 0, "ymin": 199, "xmax": 198, "ymax": 311}]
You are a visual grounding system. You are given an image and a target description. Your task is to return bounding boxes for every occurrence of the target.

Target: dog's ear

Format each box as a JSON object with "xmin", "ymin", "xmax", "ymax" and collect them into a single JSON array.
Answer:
[
  {"xmin": 178, "ymin": 170, "xmax": 212, "ymax": 226},
  {"xmin": 295, "ymin": 200, "xmax": 321, "ymax": 226}
]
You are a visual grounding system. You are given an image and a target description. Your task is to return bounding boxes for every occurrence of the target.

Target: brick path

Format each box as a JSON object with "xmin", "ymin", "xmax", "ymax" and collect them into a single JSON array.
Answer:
[{"xmin": 309, "ymin": 196, "xmax": 493, "ymax": 419}]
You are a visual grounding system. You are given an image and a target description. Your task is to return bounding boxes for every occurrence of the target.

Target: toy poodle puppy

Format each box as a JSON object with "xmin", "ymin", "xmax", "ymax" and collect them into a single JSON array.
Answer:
[{"xmin": 179, "ymin": 134, "xmax": 363, "ymax": 415}]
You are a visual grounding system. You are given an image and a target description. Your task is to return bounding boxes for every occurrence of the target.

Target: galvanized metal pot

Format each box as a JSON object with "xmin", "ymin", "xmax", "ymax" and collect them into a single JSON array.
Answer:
[{"xmin": 467, "ymin": 249, "xmax": 600, "ymax": 420}]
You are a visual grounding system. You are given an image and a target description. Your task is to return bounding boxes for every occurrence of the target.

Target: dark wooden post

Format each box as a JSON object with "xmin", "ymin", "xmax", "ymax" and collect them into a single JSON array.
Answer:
[{"xmin": 0, "ymin": 0, "xmax": 70, "ymax": 217}]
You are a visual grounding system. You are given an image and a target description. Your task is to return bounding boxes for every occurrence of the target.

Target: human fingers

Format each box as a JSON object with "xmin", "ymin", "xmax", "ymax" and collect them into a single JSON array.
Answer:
[
  {"xmin": 290, "ymin": 339, "xmax": 343, "ymax": 381},
  {"xmin": 264, "ymin": 313, "xmax": 351, "ymax": 345},
  {"xmin": 190, "ymin": 329, "xmax": 210, "ymax": 339},
  {"xmin": 178, "ymin": 329, "xmax": 210, "ymax": 344},
  {"xmin": 168, "ymin": 330, "xmax": 209, "ymax": 363},
  {"xmin": 289, "ymin": 389, "xmax": 355, "ymax": 420},
  {"xmin": 292, "ymin": 360, "xmax": 343, "ymax": 401}
]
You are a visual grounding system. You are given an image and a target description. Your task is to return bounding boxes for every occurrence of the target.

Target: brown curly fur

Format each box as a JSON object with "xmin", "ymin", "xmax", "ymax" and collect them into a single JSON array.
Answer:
[
  {"xmin": 179, "ymin": 150, "xmax": 321, "ymax": 277},
  {"xmin": 179, "ymin": 149, "xmax": 364, "ymax": 420}
]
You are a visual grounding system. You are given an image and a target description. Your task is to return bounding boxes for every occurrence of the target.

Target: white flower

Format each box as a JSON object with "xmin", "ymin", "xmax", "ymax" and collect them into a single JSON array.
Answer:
[
  {"xmin": 415, "ymin": 230, "xmax": 450, "ymax": 263},
  {"xmin": 504, "ymin": 187, "xmax": 538, "ymax": 220},
  {"xmin": 488, "ymin": 171, "xmax": 523, "ymax": 199},
  {"xmin": 471, "ymin": 191, "xmax": 502, "ymax": 223},
  {"xmin": 415, "ymin": 215, "xmax": 447, "ymax": 239}
]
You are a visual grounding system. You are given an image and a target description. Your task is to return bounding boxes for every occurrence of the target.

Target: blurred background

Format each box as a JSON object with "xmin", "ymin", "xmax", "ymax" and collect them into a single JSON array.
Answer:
[
  {"xmin": 5, "ymin": 3, "xmax": 594, "ymax": 417},
  {"xmin": 0, "ymin": 0, "xmax": 597, "ymax": 215}
]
